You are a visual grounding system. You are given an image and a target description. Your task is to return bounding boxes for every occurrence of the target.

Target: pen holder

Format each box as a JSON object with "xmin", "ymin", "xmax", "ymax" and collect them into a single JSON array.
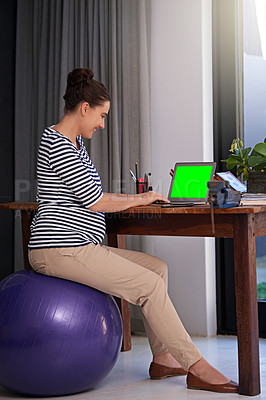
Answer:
[
  {"xmin": 132, "ymin": 172, "xmax": 152, "ymax": 194},
  {"xmin": 137, "ymin": 178, "xmax": 146, "ymax": 194}
]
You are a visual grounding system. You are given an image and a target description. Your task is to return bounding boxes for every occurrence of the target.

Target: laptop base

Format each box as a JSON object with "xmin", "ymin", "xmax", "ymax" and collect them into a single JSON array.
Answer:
[{"xmin": 161, "ymin": 202, "xmax": 194, "ymax": 208}]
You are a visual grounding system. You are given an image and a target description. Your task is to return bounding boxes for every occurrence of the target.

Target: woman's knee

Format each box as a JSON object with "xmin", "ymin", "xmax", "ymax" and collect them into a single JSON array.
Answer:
[
  {"xmin": 161, "ymin": 260, "xmax": 168, "ymax": 275},
  {"xmin": 137, "ymin": 273, "xmax": 166, "ymax": 307},
  {"xmin": 156, "ymin": 258, "xmax": 168, "ymax": 282}
]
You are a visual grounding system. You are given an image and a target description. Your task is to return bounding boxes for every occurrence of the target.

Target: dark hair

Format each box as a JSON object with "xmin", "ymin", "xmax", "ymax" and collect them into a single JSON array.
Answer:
[{"xmin": 63, "ymin": 68, "xmax": 110, "ymax": 113}]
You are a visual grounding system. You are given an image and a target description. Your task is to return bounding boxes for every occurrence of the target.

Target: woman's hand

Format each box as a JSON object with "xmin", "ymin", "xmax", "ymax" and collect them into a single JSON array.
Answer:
[
  {"xmin": 89, "ymin": 191, "xmax": 169, "ymax": 213},
  {"xmin": 138, "ymin": 191, "xmax": 169, "ymax": 206}
]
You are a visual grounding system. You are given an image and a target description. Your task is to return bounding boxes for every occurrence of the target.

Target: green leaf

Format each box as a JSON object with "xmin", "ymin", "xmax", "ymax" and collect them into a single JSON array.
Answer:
[
  {"xmin": 253, "ymin": 161, "xmax": 266, "ymax": 172},
  {"xmin": 228, "ymin": 154, "xmax": 244, "ymax": 162},
  {"xmin": 243, "ymin": 168, "xmax": 249, "ymax": 181},
  {"xmin": 237, "ymin": 166, "xmax": 244, "ymax": 175},
  {"xmin": 249, "ymin": 155, "xmax": 263, "ymax": 166},
  {"xmin": 249, "ymin": 155, "xmax": 266, "ymax": 167},
  {"xmin": 221, "ymin": 158, "xmax": 231, "ymax": 163},
  {"xmin": 226, "ymin": 163, "xmax": 237, "ymax": 170},
  {"xmin": 241, "ymin": 147, "xmax": 252, "ymax": 158},
  {"xmin": 221, "ymin": 157, "xmax": 239, "ymax": 167},
  {"xmin": 253, "ymin": 142, "xmax": 266, "ymax": 156}
]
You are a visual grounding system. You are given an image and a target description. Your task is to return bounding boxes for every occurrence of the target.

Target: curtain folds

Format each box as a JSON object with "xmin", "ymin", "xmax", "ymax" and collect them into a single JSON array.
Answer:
[
  {"xmin": 15, "ymin": 0, "xmax": 152, "ymax": 200},
  {"xmin": 14, "ymin": 0, "xmax": 153, "ymax": 275}
]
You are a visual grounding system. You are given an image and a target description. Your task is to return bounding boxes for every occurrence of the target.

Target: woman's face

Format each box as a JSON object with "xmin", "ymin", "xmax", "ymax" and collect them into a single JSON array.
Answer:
[{"xmin": 81, "ymin": 101, "xmax": 110, "ymax": 139}]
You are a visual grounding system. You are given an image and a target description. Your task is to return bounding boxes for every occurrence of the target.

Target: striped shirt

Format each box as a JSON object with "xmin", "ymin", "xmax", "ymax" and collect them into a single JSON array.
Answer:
[{"xmin": 28, "ymin": 126, "xmax": 105, "ymax": 249}]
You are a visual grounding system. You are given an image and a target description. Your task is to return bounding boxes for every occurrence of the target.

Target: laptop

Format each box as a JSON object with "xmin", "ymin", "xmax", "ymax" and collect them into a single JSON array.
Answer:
[{"xmin": 162, "ymin": 162, "xmax": 216, "ymax": 207}]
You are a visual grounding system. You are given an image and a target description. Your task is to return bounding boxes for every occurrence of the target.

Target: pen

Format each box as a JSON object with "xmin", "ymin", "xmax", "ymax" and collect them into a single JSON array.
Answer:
[
  {"xmin": 129, "ymin": 169, "xmax": 137, "ymax": 183},
  {"xmin": 135, "ymin": 162, "xmax": 139, "ymax": 194},
  {"xmin": 135, "ymin": 162, "xmax": 138, "ymax": 181}
]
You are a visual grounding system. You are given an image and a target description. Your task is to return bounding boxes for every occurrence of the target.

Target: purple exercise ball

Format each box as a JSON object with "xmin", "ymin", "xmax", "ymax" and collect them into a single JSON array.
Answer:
[{"xmin": 0, "ymin": 270, "xmax": 122, "ymax": 396}]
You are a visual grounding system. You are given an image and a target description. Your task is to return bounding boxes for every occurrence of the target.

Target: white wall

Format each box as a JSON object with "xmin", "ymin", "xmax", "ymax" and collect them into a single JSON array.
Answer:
[{"xmin": 150, "ymin": 0, "xmax": 216, "ymax": 336}]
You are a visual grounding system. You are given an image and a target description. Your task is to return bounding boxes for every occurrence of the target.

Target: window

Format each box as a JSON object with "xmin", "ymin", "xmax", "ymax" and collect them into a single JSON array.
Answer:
[
  {"xmin": 243, "ymin": 0, "xmax": 266, "ymax": 300},
  {"xmin": 213, "ymin": 0, "xmax": 266, "ymax": 336}
]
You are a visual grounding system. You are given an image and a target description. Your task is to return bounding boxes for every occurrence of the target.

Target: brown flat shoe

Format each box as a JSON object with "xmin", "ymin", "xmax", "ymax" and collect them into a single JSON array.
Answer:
[
  {"xmin": 149, "ymin": 362, "xmax": 187, "ymax": 380},
  {"xmin": 187, "ymin": 372, "xmax": 239, "ymax": 393}
]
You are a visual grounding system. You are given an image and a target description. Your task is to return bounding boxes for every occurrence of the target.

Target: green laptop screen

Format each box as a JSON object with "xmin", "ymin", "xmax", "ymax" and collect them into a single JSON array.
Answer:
[{"xmin": 170, "ymin": 165, "xmax": 213, "ymax": 199}]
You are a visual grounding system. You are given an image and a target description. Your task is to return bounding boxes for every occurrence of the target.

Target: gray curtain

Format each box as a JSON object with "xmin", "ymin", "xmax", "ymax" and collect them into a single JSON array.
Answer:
[
  {"xmin": 15, "ymin": 0, "xmax": 152, "ymax": 200},
  {"xmin": 15, "ymin": 0, "xmax": 152, "ymax": 332}
]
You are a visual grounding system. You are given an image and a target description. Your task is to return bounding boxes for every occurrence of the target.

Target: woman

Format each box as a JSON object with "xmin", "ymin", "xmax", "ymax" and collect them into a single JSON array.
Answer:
[{"xmin": 28, "ymin": 67, "xmax": 238, "ymax": 393}]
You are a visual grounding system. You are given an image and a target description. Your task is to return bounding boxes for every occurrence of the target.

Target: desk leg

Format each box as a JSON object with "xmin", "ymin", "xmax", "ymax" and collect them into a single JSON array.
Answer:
[
  {"xmin": 108, "ymin": 234, "xmax": 132, "ymax": 352},
  {"xmin": 234, "ymin": 214, "xmax": 260, "ymax": 396}
]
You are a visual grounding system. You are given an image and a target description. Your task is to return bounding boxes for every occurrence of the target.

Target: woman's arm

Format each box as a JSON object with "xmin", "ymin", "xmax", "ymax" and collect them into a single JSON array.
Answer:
[{"xmin": 89, "ymin": 191, "xmax": 169, "ymax": 213}]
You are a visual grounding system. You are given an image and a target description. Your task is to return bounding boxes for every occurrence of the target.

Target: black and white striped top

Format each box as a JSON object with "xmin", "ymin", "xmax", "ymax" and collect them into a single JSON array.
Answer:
[{"xmin": 28, "ymin": 127, "xmax": 105, "ymax": 249}]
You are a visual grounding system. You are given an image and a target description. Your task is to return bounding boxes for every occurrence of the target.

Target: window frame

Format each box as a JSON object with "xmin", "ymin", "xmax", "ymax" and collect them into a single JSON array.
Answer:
[{"xmin": 213, "ymin": 0, "xmax": 266, "ymax": 337}]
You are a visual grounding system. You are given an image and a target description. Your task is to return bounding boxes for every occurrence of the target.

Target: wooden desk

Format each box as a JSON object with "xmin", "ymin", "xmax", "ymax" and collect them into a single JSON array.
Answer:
[
  {"xmin": 1, "ymin": 202, "xmax": 266, "ymax": 396},
  {"xmin": 105, "ymin": 203, "xmax": 266, "ymax": 397}
]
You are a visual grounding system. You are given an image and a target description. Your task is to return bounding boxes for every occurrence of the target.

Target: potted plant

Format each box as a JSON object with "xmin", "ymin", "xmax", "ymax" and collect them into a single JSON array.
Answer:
[{"xmin": 222, "ymin": 138, "xmax": 266, "ymax": 193}]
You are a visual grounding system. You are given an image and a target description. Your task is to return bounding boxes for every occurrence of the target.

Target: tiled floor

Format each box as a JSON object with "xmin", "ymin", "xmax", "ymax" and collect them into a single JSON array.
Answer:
[{"xmin": 0, "ymin": 334, "xmax": 266, "ymax": 399}]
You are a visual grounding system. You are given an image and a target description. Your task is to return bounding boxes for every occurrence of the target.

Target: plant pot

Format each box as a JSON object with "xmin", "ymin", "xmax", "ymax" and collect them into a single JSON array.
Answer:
[{"xmin": 247, "ymin": 171, "xmax": 266, "ymax": 193}]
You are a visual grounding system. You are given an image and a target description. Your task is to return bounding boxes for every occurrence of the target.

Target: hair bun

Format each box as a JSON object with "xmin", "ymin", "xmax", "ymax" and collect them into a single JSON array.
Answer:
[
  {"xmin": 63, "ymin": 67, "xmax": 110, "ymax": 112},
  {"xmin": 67, "ymin": 68, "xmax": 94, "ymax": 87},
  {"xmin": 81, "ymin": 68, "xmax": 94, "ymax": 81}
]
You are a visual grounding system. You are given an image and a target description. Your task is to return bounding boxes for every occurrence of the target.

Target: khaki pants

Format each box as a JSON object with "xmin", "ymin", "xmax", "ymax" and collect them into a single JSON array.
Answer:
[{"xmin": 28, "ymin": 244, "xmax": 202, "ymax": 370}]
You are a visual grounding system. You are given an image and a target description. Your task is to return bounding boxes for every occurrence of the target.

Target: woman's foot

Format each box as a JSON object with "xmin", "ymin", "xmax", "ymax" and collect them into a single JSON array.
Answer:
[
  {"xmin": 153, "ymin": 351, "xmax": 184, "ymax": 369},
  {"xmin": 149, "ymin": 352, "xmax": 187, "ymax": 379},
  {"xmin": 187, "ymin": 357, "xmax": 238, "ymax": 393},
  {"xmin": 189, "ymin": 357, "xmax": 229, "ymax": 384}
]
